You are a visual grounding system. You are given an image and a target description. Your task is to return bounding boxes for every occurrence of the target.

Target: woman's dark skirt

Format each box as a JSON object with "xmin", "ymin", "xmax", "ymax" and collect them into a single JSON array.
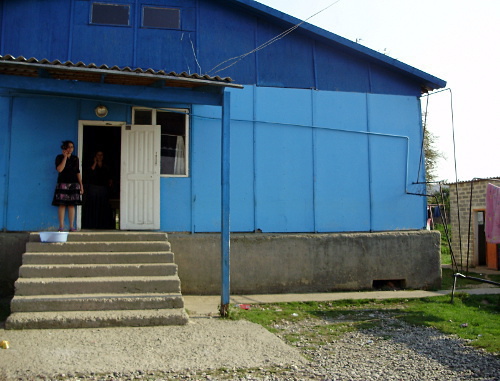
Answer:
[
  {"xmin": 82, "ymin": 184, "xmax": 114, "ymax": 229},
  {"xmin": 52, "ymin": 183, "xmax": 82, "ymax": 206}
]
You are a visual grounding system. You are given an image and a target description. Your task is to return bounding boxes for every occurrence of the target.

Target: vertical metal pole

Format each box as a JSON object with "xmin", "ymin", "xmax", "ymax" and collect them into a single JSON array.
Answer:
[
  {"xmin": 451, "ymin": 274, "xmax": 458, "ymax": 303},
  {"xmin": 220, "ymin": 90, "xmax": 231, "ymax": 317}
]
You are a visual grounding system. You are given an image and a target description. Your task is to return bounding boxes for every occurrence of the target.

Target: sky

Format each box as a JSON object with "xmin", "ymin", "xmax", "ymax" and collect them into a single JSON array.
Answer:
[{"xmin": 257, "ymin": 0, "xmax": 499, "ymax": 183}]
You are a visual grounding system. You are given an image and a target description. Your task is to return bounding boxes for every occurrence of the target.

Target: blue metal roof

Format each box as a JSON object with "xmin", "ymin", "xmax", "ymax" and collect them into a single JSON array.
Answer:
[{"xmin": 224, "ymin": 0, "xmax": 446, "ymax": 91}]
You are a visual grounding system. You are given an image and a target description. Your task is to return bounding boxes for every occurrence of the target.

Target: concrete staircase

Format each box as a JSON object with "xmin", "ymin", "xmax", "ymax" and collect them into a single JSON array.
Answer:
[{"xmin": 6, "ymin": 232, "xmax": 189, "ymax": 329}]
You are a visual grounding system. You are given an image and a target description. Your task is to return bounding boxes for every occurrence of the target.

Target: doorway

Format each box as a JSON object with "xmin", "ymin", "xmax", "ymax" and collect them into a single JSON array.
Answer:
[
  {"xmin": 477, "ymin": 211, "xmax": 487, "ymax": 266},
  {"xmin": 81, "ymin": 123, "xmax": 122, "ymax": 229}
]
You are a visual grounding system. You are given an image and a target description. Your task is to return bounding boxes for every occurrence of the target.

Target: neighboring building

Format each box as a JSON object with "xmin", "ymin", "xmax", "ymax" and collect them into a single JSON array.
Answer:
[
  {"xmin": 0, "ymin": 0, "xmax": 446, "ymax": 294},
  {"xmin": 448, "ymin": 178, "xmax": 500, "ymax": 270}
]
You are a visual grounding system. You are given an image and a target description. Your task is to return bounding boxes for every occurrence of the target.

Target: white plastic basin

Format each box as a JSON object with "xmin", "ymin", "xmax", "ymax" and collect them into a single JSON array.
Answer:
[{"xmin": 39, "ymin": 232, "xmax": 68, "ymax": 243}]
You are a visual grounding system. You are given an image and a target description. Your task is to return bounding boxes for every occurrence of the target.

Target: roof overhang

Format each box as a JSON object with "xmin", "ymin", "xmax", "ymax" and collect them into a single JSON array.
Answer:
[{"xmin": 0, "ymin": 55, "xmax": 243, "ymax": 106}]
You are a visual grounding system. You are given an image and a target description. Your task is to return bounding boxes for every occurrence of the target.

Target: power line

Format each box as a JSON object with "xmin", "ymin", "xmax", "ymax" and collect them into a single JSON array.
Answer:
[{"xmin": 208, "ymin": 1, "xmax": 342, "ymax": 75}]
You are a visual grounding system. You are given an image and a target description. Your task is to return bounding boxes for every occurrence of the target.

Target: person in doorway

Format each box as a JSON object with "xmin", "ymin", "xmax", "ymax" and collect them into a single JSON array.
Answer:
[
  {"xmin": 83, "ymin": 150, "xmax": 113, "ymax": 229},
  {"xmin": 52, "ymin": 140, "xmax": 84, "ymax": 231}
]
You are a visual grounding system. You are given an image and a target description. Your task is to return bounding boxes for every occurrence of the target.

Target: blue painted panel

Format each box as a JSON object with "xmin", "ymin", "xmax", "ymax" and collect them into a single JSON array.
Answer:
[
  {"xmin": 254, "ymin": 123, "xmax": 314, "ymax": 232},
  {"xmin": 227, "ymin": 86, "xmax": 254, "ymax": 121},
  {"xmin": 313, "ymin": 91, "xmax": 367, "ymax": 131},
  {"xmin": 314, "ymin": 43, "xmax": 370, "ymax": 93},
  {"xmin": 312, "ymin": 91, "xmax": 370, "ymax": 232},
  {"xmin": 135, "ymin": 29, "xmax": 194, "ymax": 73},
  {"xmin": 7, "ymin": 97, "xmax": 79, "ymax": 231},
  {"xmin": 160, "ymin": 177, "xmax": 192, "ymax": 231},
  {"xmin": 0, "ymin": 96, "xmax": 10, "ymax": 229},
  {"xmin": 254, "ymin": 87, "xmax": 314, "ymax": 232},
  {"xmin": 255, "ymin": 87, "xmax": 312, "ymax": 126},
  {"xmin": 191, "ymin": 114, "xmax": 222, "ymax": 232},
  {"xmin": 192, "ymin": 104, "xmax": 221, "ymax": 119},
  {"xmin": 367, "ymin": 94, "xmax": 426, "ymax": 230},
  {"xmin": 229, "ymin": 120, "xmax": 254, "ymax": 232},
  {"xmin": 256, "ymin": 23, "xmax": 314, "ymax": 88},
  {"xmin": 368, "ymin": 94, "xmax": 427, "ymax": 196},
  {"xmin": 198, "ymin": 1, "xmax": 257, "ymax": 83},
  {"xmin": 1, "ymin": 0, "xmax": 70, "ymax": 60},
  {"xmin": 369, "ymin": 134, "xmax": 419, "ymax": 230},
  {"xmin": 370, "ymin": 64, "xmax": 421, "ymax": 97},
  {"xmin": 314, "ymin": 130, "xmax": 371, "ymax": 232},
  {"xmin": 71, "ymin": 1, "xmax": 135, "ymax": 66}
]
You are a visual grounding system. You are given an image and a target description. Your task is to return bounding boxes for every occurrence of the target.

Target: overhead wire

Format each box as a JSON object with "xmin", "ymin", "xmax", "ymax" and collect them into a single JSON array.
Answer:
[{"xmin": 208, "ymin": 0, "xmax": 342, "ymax": 75}]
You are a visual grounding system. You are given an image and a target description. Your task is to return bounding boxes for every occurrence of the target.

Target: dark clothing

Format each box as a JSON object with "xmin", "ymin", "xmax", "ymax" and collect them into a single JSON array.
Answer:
[
  {"xmin": 83, "ymin": 184, "xmax": 113, "ymax": 228},
  {"xmin": 52, "ymin": 154, "xmax": 82, "ymax": 206},
  {"xmin": 82, "ymin": 163, "xmax": 114, "ymax": 229},
  {"xmin": 88, "ymin": 165, "xmax": 111, "ymax": 187},
  {"xmin": 55, "ymin": 155, "xmax": 81, "ymax": 183}
]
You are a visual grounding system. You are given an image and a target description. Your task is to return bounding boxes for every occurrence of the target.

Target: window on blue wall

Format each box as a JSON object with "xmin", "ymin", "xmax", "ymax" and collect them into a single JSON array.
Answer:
[
  {"xmin": 142, "ymin": 6, "xmax": 180, "ymax": 29},
  {"xmin": 91, "ymin": 3, "xmax": 130, "ymax": 26},
  {"xmin": 132, "ymin": 108, "xmax": 189, "ymax": 177}
]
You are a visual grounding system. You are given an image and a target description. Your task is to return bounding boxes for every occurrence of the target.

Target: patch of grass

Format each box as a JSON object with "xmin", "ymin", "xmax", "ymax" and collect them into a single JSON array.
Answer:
[
  {"xmin": 435, "ymin": 223, "xmax": 452, "ymax": 265},
  {"xmin": 231, "ymin": 295, "xmax": 500, "ymax": 354},
  {"xmin": 401, "ymin": 294, "xmax": 500, "ymax": 353}
]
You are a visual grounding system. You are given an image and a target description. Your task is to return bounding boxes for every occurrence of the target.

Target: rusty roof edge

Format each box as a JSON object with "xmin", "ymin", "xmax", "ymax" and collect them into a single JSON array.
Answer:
[{"xmin": 0, "ymin": 55, "xmax": 244, "ymax": 89}]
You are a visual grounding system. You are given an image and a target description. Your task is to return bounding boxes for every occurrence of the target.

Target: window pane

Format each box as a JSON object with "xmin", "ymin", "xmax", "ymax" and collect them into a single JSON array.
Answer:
[
  {"xmin": 143, "ymin": 7, "xmax": 180, "ymax": 29},
  {"xmin": 92, "ymin": 3, "xmax": 130, "ymax": 26},
  {"xmin": 158, "ymin": 111, "xmax": 187, "ymax": 175},
  {"xmin": 134, "ymin": 109, "xmax": 152, "ymax": 125}
]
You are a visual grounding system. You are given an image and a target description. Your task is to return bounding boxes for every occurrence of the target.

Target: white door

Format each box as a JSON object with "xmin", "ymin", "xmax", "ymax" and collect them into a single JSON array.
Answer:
[{"xmin": 120, "ymin": 124, "xmax": 161, "ymax": 230}]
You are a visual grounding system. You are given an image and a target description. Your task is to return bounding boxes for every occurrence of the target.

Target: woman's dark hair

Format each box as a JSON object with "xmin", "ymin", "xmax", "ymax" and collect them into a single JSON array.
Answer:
[{"xmin": 61, "ymin": 140, "xmax": 74, "ymax": 150}]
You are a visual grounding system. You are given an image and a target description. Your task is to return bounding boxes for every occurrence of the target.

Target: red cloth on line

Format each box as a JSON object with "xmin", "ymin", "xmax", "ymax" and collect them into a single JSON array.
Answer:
[{"xmin": 485, "ymin": 183, "xmax": 500, "ymax": 244}]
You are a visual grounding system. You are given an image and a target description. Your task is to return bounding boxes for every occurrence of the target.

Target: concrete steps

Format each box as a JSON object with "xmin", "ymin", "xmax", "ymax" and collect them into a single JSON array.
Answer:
[
  {"xmin": 9, "ymin": 293, "xmax": 185, "ymax": 312},
  {"xmin": 6, "ymin": 232, "xmax": 189, "ymax": 329},
  {"xmin": 6, "ymin": 309, "xmax": 188, "ymax": 329},
  {"xmin": 19, "ymin": 263, "xmax": 178, "ymax": 278}
]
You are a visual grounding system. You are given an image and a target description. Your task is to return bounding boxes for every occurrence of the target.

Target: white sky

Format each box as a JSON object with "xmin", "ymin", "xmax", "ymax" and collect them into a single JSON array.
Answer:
[{"xmin": 258, "ymin": 0, "xmax": 499, "ymax": 183}]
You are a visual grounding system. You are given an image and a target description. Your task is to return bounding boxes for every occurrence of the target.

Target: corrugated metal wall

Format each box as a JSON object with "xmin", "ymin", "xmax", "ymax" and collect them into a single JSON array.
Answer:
[{"xmin": 161, "ymin": 86, "xmax": 426, "ymax": 233}]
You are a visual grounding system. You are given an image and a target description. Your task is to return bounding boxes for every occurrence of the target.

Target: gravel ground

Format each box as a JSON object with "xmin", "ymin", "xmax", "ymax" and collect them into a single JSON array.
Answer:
[{"xmin": 1, "ymin": 312, "xmax": 499, "ymax": 380}]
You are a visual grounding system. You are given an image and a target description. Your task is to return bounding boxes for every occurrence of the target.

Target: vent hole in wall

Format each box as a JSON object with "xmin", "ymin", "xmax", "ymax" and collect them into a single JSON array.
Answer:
[{"xmin": 372, "ymin": 279, "xmax": 406, "ymax": 290}]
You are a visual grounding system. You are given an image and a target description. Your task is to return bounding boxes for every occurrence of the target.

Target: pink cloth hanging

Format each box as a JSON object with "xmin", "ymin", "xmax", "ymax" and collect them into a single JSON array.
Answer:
[{"xmin": 485, "ymin": 183, "xmax": 500, "ymax": 244}]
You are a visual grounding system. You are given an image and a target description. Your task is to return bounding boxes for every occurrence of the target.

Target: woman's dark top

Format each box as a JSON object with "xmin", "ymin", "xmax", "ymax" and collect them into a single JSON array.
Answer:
[
  {"xmin": 55, "ymin": 154, "xmax": 80, "ymax": 183},
  {"xmin": 89, "ymin": 165, "xmax": 111, "ymax": 187}
]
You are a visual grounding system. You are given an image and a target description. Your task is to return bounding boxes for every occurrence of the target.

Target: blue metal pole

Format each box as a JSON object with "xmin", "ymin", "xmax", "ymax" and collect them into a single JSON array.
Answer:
[{"xmin": 220, "ymin": 90, "xmax": 231, "ymax": 317}]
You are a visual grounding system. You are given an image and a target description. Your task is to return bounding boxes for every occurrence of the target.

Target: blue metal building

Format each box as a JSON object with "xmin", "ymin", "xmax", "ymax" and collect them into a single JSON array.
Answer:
[
  {"xmin": 0, "ymin": 0, "xmax": 449, "ymax": 295},
  {"xmin": 0, "ymin": 0, "xmax": 446, "ymax": 235}
]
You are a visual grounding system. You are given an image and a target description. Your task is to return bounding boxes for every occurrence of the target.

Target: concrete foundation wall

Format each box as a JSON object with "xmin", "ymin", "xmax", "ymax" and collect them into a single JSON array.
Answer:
[
  {"xmin": 1, "ymin": 230, "xmax": 441, "ymax": 297},
  {"xmin": 170, "ymin": 230, "xmax": 441, "ymax": 295},
  {"xmin": 0, "ymin": 232, "xmax": 29, "ymax": 297}
]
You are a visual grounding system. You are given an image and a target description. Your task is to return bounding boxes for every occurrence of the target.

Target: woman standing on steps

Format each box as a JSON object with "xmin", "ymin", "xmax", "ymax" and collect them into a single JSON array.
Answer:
[{"xmin": 52, "ymin": 140, "xmax": 84, "ymax": 231}]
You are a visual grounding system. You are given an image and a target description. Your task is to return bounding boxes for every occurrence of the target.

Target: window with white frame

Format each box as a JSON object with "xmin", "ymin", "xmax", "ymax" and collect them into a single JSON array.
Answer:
[{"xmin": 133, "ymin": 108, "xmax": 189, "ymax": 176}]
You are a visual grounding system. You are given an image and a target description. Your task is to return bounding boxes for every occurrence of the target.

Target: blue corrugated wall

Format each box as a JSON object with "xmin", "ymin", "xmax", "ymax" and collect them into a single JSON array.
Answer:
[
  {"xmin": 162, "ymin": 86, "xmax": 426, "ymax": 233},
  {"xmin": 0, "ymin": 86, "xmax": 426, "ymax": 232}
]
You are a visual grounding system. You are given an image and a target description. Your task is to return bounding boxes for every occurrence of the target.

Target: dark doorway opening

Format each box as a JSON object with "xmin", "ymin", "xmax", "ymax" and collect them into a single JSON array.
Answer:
[
  {"xmin": 477, "ymin": 211, "xmax": 487, "ymax": 266},
  {"xmin": 82, "ymin": 125, "xmax": 121, "ymax": 229}
]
